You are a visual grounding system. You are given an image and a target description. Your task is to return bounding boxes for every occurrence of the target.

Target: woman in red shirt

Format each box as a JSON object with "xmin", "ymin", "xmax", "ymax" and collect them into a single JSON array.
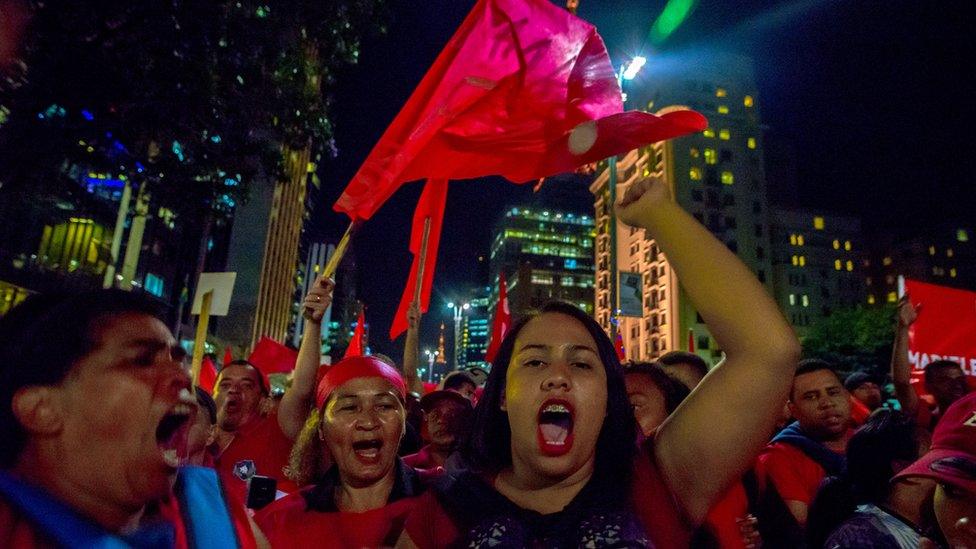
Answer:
[
  {"xmin": 256, "ymin": 355, "xmax": 436, "ymax": 548},
  {"xmin": 399, "ymin": 176, "xmax": 800, "ymax": 548}
]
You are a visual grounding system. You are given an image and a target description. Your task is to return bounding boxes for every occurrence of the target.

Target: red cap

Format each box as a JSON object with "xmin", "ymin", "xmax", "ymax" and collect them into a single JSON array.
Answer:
[
  {"xmin": 895, "ymin": 392, "xmax": 976, "ymax": 493},
  {"xmin": 315, "ymin": 355, "xmax": 406, "ymax": 409}
]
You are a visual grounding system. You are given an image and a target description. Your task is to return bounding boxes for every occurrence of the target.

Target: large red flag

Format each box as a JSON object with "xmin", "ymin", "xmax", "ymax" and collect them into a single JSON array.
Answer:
[
  {"xmin": 904, "ymin": 279, "xmax": 976, "ymax": 376},
  {"xmin": 345, "ymin": 308, "xmax": 367, "ymax": 358},
  {"xmin": 198, "ymin": 356, "xmax": 218, "ymax": 395},
  {"xmin": 333, "ymin": 0, "xmax": 706, "ymax": 221},
  {"xmin": 389, "ymin": 179, "xmax": 449, "ymax": 339},
  {"xmin": 248, "ymin": 336, "xmax": 298, "ymax": 376},
  {"xmin": 485, "ymin": 272, "xmax": 511, "ymax": 363}
]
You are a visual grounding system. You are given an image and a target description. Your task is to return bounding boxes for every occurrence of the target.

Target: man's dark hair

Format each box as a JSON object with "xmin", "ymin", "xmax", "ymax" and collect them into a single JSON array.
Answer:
[
  {"xmin": 658, "ymin": 350, "xmax": 709, "ymax": 380},
  {"xmin": 624, "ymin": 361, "xmax": 691, "ymax": 414},
  {"xmin": 923, "ymin": 359, "xmax": 963, "ymax": 385},
  {"xmin": 0, "ymin": 290, "xmax": 163, "ymax": 468},
  {"xmin": 465, "ymin": 301, "xmax": 637, "ymax": 496},
  {"xmin": 442, "ymin": 370, "xmax": 476, "ymax": 391},
  {"xmin": 219, "ymin": 359, "xmax": 269, "ymax": 396},
  {"xmin": 790, "ymin": 358, "xmax": 841, "ymax": 401},
  {"xmin": 195, "ymin": 386, "xmax": 218, "ymax": 424}
]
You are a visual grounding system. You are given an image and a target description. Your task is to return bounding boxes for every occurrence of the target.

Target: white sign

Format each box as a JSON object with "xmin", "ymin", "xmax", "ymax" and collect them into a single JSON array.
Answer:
[{"xmin": 191, "ymin": 272, "xmax": 237, "ymax": 316}]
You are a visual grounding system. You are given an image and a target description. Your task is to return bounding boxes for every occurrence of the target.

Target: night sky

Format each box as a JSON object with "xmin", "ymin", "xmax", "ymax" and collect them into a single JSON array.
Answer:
[{"xmin": 307, "ymin": 0, "xmax": 976, "ymax": 357}]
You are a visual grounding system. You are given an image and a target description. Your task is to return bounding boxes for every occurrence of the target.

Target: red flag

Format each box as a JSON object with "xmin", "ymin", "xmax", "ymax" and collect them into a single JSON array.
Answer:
[
  {"xmin": 198, "ymin": 356, "xmax": 218, "ymax": 395},
  {"xmin": 485, "ymin": 272, "xmax": 511, "ymax": 363},
  {"xmin": 345, "ymin": 308, "xmax": 367, "ymax": 358},
  {"xmin": 389, "ymin": 179, "xmax": 449, "ymax": 339},
  {"xmin": 614, "ymin": 328, "xmax": 626, "ymax": 362},
  {"xmin": 333, "ymin": 0, "xmax": 705, "ymax": 221},
  {"xmin": 904, "ymin": 279, "xmax": 976, "ymax": 376},
  {"xmin": 687, "ymin": 328, "xmax": 696, "ymax": 353},
  {"xmin": 223, "ymin": 346, "xmax": 233, "ymax": 367},
  {"xmin": 248, "ymin": 336, "xmax": 298, "ymax": 377}
]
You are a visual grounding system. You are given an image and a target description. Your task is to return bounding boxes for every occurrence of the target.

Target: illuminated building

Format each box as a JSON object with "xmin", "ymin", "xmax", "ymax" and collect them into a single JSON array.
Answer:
[
  {"xmin": 866, "ymin": 224, "xmax": 975, "ymax": 302},
  {"xmin": 459, "ymin": 287, "xmax": 490, "ymax": 370},
  {"xmin": 769, "ymin": 208, "xmax": 866, "ymax": 336},
  {"xmin": 591, "ymin": 52, "xmax": 772, "ymax": 363},
  {"xmin": 488, "ymin": 206, "xmax": 596, "ymax": 318}
]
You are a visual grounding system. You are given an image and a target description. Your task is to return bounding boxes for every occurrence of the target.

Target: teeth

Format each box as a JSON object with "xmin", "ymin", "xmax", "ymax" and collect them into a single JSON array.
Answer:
[
  {"xmin": 170, "ymin": 404, "xmax": 193, "ymax": 417},
  {"xmin": 162, "ymin": 449, "xmax": 180, "ymax": 467},
  {"xmin": 178, "ymin": 388, "xmax": 193, "ymax": 401},
  {"xmin": 543, "ymin": 404, "xmax": 569, "ymax": 414}
]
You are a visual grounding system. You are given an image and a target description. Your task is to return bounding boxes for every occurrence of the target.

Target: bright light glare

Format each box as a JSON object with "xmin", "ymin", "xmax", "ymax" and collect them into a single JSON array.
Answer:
[
  {"xmin": 622, "ymin": 56, "xmax": 647, "ymax": 80},
  {"xmin": 447, "ymin": 302, "xmax": 455, "ymax": 309},
  {"xmin": 462, "ymin": 303, "xmax": 470, "ymax": 310}
]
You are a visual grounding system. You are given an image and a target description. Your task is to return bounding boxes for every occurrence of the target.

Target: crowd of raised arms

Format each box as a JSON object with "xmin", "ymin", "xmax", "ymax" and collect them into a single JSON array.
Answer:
[{"xmin": 2, "ymin": 177, "xmax": 974, "ymax": 548}]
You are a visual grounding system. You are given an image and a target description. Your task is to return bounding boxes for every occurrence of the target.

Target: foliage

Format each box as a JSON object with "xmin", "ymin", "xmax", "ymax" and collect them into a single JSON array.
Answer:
[{"xmin": 802, "ymin": 304, "xmax": 897, "ymax": 376}]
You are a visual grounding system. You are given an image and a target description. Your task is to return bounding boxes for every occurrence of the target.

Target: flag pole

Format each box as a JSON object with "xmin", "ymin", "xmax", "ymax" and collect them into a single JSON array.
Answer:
[
  {"xmin": 413, "ymin": 217, "xmax": 432, "ymax": 305},
  {"xmin": 190, "ymin": 290, "xmax": 213, "ymax": 385},
  {"xmin": 304, "ymin": 220, "xmax": 361, "ymax": 320}
]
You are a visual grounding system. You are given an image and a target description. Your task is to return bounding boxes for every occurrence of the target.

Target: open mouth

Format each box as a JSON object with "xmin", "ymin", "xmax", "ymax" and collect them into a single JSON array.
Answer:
[
  {"xmin": 156, "ymin": 402, "xmax": 194, "ymax": 468},
  {"xmin": 537, "ymin": 400, "xmax": 574, "ymax": 456},
  {"xmin": 351, "ymin": 439, "xmax": 384, "ymax": 463}
]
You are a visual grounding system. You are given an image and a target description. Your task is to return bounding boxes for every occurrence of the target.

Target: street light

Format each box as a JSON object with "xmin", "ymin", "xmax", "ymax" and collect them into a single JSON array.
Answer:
[
  {"xmin": 446, "ymin": 301, "xmax": 469, "ymax": 371},
  {"xmin": 423, "ymin": 348, "xmax": 435, "ymax": 383}
]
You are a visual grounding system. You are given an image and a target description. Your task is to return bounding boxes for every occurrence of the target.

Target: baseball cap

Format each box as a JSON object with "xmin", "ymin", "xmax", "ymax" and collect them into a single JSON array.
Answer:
[
  {"xmin": 894, "ymin": 392, "xmax": 976, "ymax": 493},
  {"xmin": 844, "ymin": 371, "xmax": 876, "ymax": 392},
  {"xmin": 419, "ymin": 389, "xmax": 473, "ymax": 413}
]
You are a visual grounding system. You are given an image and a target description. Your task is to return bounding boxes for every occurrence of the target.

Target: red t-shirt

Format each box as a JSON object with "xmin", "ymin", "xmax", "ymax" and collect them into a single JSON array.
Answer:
[
  {"xmin": 215, "ymin": 412, "xmax": 297, "ymax": 503},
  {"xmin": 756, "ymin": 442, "xmax": 829, "ymax": 507},
  {"xmin": 403, "ymin": 445, "xmax": 692, "ymax": 549},
  {"xmin": 701, "ymin": 482, "xmax": 750, "ymax": 549}
]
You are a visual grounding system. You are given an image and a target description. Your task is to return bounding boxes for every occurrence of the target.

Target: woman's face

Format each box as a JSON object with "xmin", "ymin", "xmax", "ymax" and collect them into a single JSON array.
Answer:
[
  {"xmin": 934, "ymin": 483, "xmax": 976, "ymax": 547},
  {"xmin": 319, "ymin": 377, "xmax": 405, "ymax": 488},
  {"xmin": 503, "ymin": 313, "xmax": 607, "ymax": 481},
  {"xmin": 625, "ymin": 374, "xmax": 668, "ymax": 437}
]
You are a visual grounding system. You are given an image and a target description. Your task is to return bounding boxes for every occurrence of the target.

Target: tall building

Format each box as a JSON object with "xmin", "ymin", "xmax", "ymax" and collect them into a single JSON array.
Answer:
[
  {"xmin": 866, "ymin": 224, "xmax": 975, "ymax": 304},
  {"xmin": 591, "ymin": 52, "xmax": 772, "ymax": 364},
  {"xmin": 488, "ymin": 206, "xmax": 596, "ymax": 318},
  {"xmin": 769, "ymin": 208, "xmax": 867, "ymax": 336},
  {"xmin": 459, "ymin": 286, "xmax": 490, "ymax": 370}
]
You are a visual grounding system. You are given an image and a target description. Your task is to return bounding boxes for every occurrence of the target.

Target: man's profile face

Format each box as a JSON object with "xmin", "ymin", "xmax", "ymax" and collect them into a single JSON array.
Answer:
[
  {"xmin": 789, "ymin": 369, "xmax": 851, "ymax": 439},
  {"xmin": 927, "ymin": 366, "xmax": 969, "ymax": 408},
  {"xmin": 851, "ymin": 381, "xmax": 883, "ymax": 410},
  {"xmin": 214, "ymin": 364, "xmax": 264, "ymax": 431},
  {"xmin": 426, "ymin": 398, "xmax": 469, "ymax": 449}
]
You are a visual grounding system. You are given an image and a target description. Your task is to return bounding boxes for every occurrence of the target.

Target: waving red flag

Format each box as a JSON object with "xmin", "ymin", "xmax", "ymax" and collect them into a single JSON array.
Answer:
[
  {"xmin": 389, "ymin": 179, "xmax": 449, "ymax": 339},
  {"xmin": 345, "ymin": 308, "xmax": 367, "ymax": 358},
  {"xmin": 333, "ymin": 0, "xmax": 705, "ymax": 221},
  {"xmin": 614, "ymin": 329, "xmax": 626, "ymax": 362},
  {"xmin": 248, "ymin": 336, "xmax": 298, "ymax": 376},
  {"xmin": 485, "ymin": 272, "xmax": 511, "ymax": 363},
  {"xmin": 223, "ymin": 346, "xmax": 234, "ymax": 367},
  {"xmin": 198, "ymin": 356, "xmax": 218, "ymax": 395}
]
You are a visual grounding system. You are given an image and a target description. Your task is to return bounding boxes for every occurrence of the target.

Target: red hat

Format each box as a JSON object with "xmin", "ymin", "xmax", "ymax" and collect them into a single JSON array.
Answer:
[
  {"xmin": 894, "ymin": 392, "xmax": 976, "ymax": 493},
  {"xmin": 315, "ymin": 355, "xmax": 406, "ymax": 409}
]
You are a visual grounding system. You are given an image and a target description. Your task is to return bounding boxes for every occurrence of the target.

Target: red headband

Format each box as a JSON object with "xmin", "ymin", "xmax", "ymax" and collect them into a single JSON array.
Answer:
[{"xmin": 315, "ymin": 355, "xmax": 407, "ymax": 409}]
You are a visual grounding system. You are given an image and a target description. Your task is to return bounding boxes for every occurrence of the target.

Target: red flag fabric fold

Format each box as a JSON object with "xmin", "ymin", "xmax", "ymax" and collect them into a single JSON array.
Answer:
[
  {"xmin": 248, "ymin": 336, "xmax": 298, "ymax": 377},
  {"xmin": 484, "ymin": 272, "xmax": 511, "ymax": 364},
  {"xmin": 198, "ymin": 356, "xmax": 218, "ymax": 395},
  {"xmin": 687, "ymin": 328, "xmax": 696, "ymax": 353},
  {"xmin": 345, "ymin": 308, "xmax": 367, "ymax": 358},
  {"xmin": 333, "ymin": 0, "xmax": 706, "ymax": 221},
  {"xmin": 223, "ymin": 346, "xmax": 234, "ymax": 367},
  {"xmin": 614, "ymin": 328, "xmax": 626, "ymax": 362},
  {"xmin": 389, "ymin": 178, "xmax": 449, "ymax": 339}
]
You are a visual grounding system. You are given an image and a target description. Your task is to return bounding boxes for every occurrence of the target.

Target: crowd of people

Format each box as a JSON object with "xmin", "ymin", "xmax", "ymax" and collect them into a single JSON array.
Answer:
[{"xmin": 1, "ymin": 176, "xmax": 974, "ymax": 548}]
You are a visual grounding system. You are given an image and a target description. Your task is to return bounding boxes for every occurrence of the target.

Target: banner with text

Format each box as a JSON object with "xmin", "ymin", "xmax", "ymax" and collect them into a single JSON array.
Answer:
[{"xmin": 905, "ymin": 278, "xmax": 976, "ymax": 375}]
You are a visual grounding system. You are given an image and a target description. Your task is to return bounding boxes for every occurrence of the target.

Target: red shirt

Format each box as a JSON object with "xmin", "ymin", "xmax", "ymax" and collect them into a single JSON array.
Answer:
[
  {"xmin": 702, "ymin": 482, "xmax": 750, "ymax": 549},
  {"xmin": 757, "ymin": 442, "xmax": 831, "ymax": 507},
  {"xmin": 215, "ymin": 412, "xmax": 297, "ymax": 503}
]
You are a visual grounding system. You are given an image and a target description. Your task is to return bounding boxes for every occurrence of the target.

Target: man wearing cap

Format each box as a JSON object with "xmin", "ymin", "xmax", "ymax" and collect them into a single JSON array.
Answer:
[
  {"xmin": 894, "ymin": 392, "xmax": 976, "ymax": 547},
  {"xmin": 254, "ymin": 355, "xmax": 437, "ymax": 547},
  {"xmin": 212, "ymin": 276, "xmax": 334, "ymax": 504},
  {"xmin": 404, "ymin": 390, "xmax": 473, "ymax": 470},
  {"xmin": 439, "ymin": 370, "xmax": 477, "ymax": 401}
]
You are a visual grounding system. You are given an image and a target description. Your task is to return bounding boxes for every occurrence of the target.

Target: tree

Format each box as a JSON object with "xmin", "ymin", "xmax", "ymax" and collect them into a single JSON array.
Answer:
[{"xmin": 802, "ymin": 304, "xmax": 897, "ymax": 376}]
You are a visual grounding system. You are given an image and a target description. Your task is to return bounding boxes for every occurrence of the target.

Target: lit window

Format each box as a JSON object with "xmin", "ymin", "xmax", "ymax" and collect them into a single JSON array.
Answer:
[
  {"xmin": 958, "ymin": 229, "xmax": 970, "ymax": 242},
  {"xmin": 792, "ymin": 255, "xmax": 799, "ymax": 266},
  {"xmin": 928, "ymin": 245, "xmax": 936, "ymax": 256},
  {"xmin": 719, "ymin": 129, "xmax": 731, "ymax": 140},
  {"xmin": 802, "ymin": 295, "xmax": 809, "ymax": 307},
  {"xmin": 716, "ymin": 87, "xmax": 727, "ymax": 97},
  {"xmin": 789, "ymin": 294, "xmax": 796, "ymax": 306},
  {"xmin": 717, "ymin": 105, "xmax": 729, "ymax": 114},
  {"xmin": 797, "ymin": 235, "xmax": 805, "ymax": 246},
  {"xmin": 704, "ymin": 148, "xmax": 717, "ymax": 164},
  {"xmin": 721, "ymin": 171, "xmax": 734, "ymax": 185},
  {"xmin": 703, "ymin": 128, "xmax": 715, "ymax": 138},
  {"xmin": 883, "ymin": 256, "xmax": 893, "ymax": 266},
  {"xmin": 834, "ymin": 259, "xmax": 842, "ymax": 270},
  {"xmin": 790, "ymin": 234, "xmax": 797, "ymax": 246},
  {"xmin": 887, "ymin": 292, "xmax": 898, "ymax": 303},
  {"xmin": 813, "ymin": 216, "xmax": 825, "ymax": 230},
  {"xmin": 799, "ymin": 256, "xmax": 806, "ymax": 267},
  {"xmin": 950, "ymin": 268, "xmax": 958, "ymax": 278},
  {"xmin": 689, "ymin": 167, "xmax": 702, "ymax": 180},
  {"xmin": 744, "ymin": 95, "xmax": 754, "ymax": 107},
  {"xmin": 867, "ymin": 294, "xmax": 876, "ymax": 304},
  {"xmin": 832, "ymin": 239, "xmax": 840, "ymax": 250},
  {"xmin": 947, "ymin": 248, "xmax": 954, "ymax": 257},
  {"xmin": 844, "ymin": 240, "xmax": 852, "ymax": 251},
  {"xmin": 689, "ymin": 147, "xmax": 700, "ymax": 158},
  {"xmin": 747, "ymin": 137, "xmax": 757, "ymax": 149},
  {"xmin": 846, "ymin": 260, "xmax": 853, "ymax": 272}
]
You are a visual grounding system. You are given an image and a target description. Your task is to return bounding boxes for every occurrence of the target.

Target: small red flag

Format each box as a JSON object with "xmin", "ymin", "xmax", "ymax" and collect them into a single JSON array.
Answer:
[
  {"xmin": 248, "ymin": 336, "xmax": 298, "ymax": 377},
  {"xmin": 485, "ymin": 272, "xmax": 511, "ymax": 363},
  {"xmin": 389, "ymin": 179, "xmax": 449, "ymax": 340},
  {"xmin": 223, "ymin": 346, "xmax": 234, "ymax": 367},
  {"xmin": 614, "ymin": 328, "xmax": 626, "ymax": 362},
  {"xmin": 687, "ymin": 328, "xmax": 696, "ymax": 353},
  {"xmin": 198, "ymin": 356, "xmax": 218, "ymax": 394},
  {"xmin": 345, "ymin": 308, "xmax": 367, "ymax": 358}
]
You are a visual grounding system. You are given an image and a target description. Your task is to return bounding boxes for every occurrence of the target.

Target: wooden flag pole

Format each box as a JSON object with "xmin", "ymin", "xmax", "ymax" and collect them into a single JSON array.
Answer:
[
  {"xmin": 304, "ymin": 220, "xmax": 362, "ymax": 320},
  {"xmin": 190, "ymin": 290, "xmax": 213, "ymax": 385},
  {"xmin": 412, "ymin": 217, "xmax": 432, "ymax": 305}
]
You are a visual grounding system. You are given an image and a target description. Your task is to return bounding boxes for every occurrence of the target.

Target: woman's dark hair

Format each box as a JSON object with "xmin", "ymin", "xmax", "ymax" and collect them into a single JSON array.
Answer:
[
  {"xmin": 464, "ymin": 301, "xmax": 637, "ymax": 493},
  {"xmin": 624, "ymin": 361, "xmax": 691, "ymax": 414},
  {"xmin": 807, "ymin": 409, "xmax": 920, "ymax": 548},
  {"xmin": 194, "ymin": 386, "xmax": 218, "ymax": 425},
  {"xmin": 0, "ymin": 290, "xmax": 163, "ymax": 468}
]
